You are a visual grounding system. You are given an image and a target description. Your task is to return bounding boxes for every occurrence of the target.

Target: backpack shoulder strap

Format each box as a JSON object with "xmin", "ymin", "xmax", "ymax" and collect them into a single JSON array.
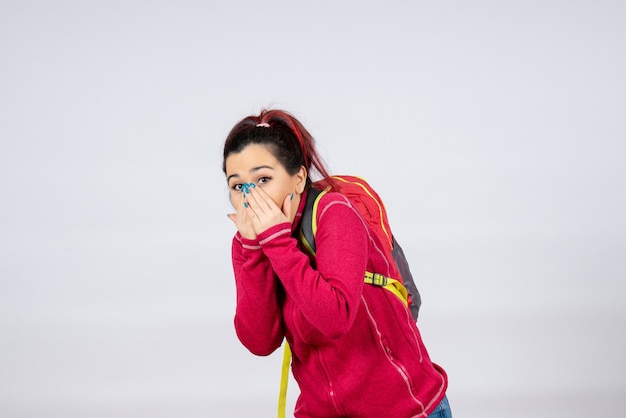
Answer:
[{"xmin": 299, "ymin": 187, "xmax": 328, "ymax": 256}]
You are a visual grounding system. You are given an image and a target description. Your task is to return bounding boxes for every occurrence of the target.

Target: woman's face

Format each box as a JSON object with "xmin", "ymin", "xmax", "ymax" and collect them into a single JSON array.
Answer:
[{"xmin": 225, "ymin": 144, "xmax": 306, "ymax": 221}]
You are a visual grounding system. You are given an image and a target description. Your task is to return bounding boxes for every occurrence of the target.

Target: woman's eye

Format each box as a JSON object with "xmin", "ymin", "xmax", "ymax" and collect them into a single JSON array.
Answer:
[
  {"xmin": 258, "ymin": 177, "xmax": 270, "ymax": 185},
  {"xmin": 232, "ymin": 184, "xmax": 243, "ymax": 192}
]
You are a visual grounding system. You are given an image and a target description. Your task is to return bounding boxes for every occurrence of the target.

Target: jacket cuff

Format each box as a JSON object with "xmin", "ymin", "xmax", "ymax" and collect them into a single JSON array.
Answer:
[
  {"xmin": 256, "ymin": 223, "xmax": 292, "ymax": 246},
  {"xmin": 237, "ymin": 233, "xmax": 261, "ymax": 250}
]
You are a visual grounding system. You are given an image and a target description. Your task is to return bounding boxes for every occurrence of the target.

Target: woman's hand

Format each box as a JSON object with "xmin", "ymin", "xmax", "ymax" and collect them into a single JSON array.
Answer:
[
  {"xmin": 243, "ymin": 186, "xmax": 293, "ymax": 235},
  {"xmin": 227, "ymin": 193, "xmax": 257, "ymax": 240}
]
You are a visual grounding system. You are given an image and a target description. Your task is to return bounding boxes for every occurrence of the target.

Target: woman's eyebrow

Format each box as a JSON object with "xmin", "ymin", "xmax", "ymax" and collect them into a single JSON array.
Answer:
[
  {"xmin": 250, "ymin": 165, "xmax": 273, "ymax": 173},
  {"xmin": 227, "ymin": 165, "xmax": 274, "ymax": 183}
]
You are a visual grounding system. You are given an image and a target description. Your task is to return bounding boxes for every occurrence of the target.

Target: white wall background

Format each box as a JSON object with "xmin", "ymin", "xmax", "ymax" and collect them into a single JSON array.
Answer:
[{"xmin": 1, "ymin": 1, "xmax": 624, "ymax": 417}]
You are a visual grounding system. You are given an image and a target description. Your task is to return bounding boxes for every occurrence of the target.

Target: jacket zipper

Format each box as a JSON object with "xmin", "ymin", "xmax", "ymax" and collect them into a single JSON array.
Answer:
[
  {"xmin": 291, "ymin": 306, "xmax": 343, "ymax": 416},
  {"xmin": 384, "ymin": 345, "xmax": 418, "ymax": 397},
  {"xmin": 362, "ymin": 296, "xmax": 424, "ymax": 409},
  {"xmin": 315, "ymin": 348, "xmax": 343, "ymax": 416}
]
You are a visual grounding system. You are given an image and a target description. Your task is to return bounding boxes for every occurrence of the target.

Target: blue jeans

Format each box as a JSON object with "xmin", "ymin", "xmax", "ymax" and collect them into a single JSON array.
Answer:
[{"xmin": 427, "ymin": 395, "xmax": 452, "ymax": 418}]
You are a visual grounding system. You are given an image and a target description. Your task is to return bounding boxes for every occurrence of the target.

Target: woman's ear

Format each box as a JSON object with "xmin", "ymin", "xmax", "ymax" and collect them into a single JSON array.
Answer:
[{"xmin": 296, "ymin": 166, "xmax": 307, "ymax": 194}]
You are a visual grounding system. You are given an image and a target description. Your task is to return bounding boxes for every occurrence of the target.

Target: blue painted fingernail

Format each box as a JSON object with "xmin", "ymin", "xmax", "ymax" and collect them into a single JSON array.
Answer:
[
  {"xmin": 244, "ymin": 202, "xmax": 249, "ymax": 208},
  {"xmin": 250, "ymin": 183, "xmax": 256, "ymax": 188},
  {"xmin": 290, "ymin": 192, "xmax": 294, "ymax": 200}
]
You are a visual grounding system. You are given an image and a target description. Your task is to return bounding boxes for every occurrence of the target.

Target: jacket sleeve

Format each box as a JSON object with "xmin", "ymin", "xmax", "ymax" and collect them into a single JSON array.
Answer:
[
  {"xmin": 231, "ymin": 233, "xmax": 284, "ymax": 356},
  {"xmin": 258, "ymin": 195, "xmax": 369, "ymax": 340}
]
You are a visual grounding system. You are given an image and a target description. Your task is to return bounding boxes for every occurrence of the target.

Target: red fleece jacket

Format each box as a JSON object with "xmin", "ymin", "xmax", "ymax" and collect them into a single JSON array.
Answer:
[{"xmin": 231, "ymin": 190, "xmax": 447, "ymax": 418}]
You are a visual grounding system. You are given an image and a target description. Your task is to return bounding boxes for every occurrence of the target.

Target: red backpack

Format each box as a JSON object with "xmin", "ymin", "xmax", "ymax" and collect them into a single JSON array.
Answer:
[{"xmin": 300, "ymin": 175, "xmax": 421, "ymax": 318}]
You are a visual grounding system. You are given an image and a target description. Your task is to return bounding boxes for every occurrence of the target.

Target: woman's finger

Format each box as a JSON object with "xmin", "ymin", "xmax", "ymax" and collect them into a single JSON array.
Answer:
[{"xmin": 248, "ymin": 186, "xmax": 276, "ymax": 214}]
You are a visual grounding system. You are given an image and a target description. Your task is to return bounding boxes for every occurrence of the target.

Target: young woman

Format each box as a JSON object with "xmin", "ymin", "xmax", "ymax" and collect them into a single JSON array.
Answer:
[{"xmin": 223, "ymin": 109, "xmax": 451, "ymax": 418}]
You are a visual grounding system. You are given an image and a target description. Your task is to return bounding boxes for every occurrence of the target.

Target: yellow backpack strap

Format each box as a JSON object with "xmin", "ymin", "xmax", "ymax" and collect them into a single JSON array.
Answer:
[
  {"xmin": 299, "ymin": 187, "xmax": 330, "ymax": 257},
  {"xmin": 278, "ymin": 341, "xmax": 292, "ymax": 418},
  {"xmin": 364, "ymin": 271, "xmax": 409, "ymax": 306}
]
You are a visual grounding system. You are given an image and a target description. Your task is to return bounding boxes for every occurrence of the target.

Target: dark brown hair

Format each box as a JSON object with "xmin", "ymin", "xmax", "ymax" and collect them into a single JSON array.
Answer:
[{"xmin": 222, "ymin": 109, "xmax": 333, "ymax": 188}]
